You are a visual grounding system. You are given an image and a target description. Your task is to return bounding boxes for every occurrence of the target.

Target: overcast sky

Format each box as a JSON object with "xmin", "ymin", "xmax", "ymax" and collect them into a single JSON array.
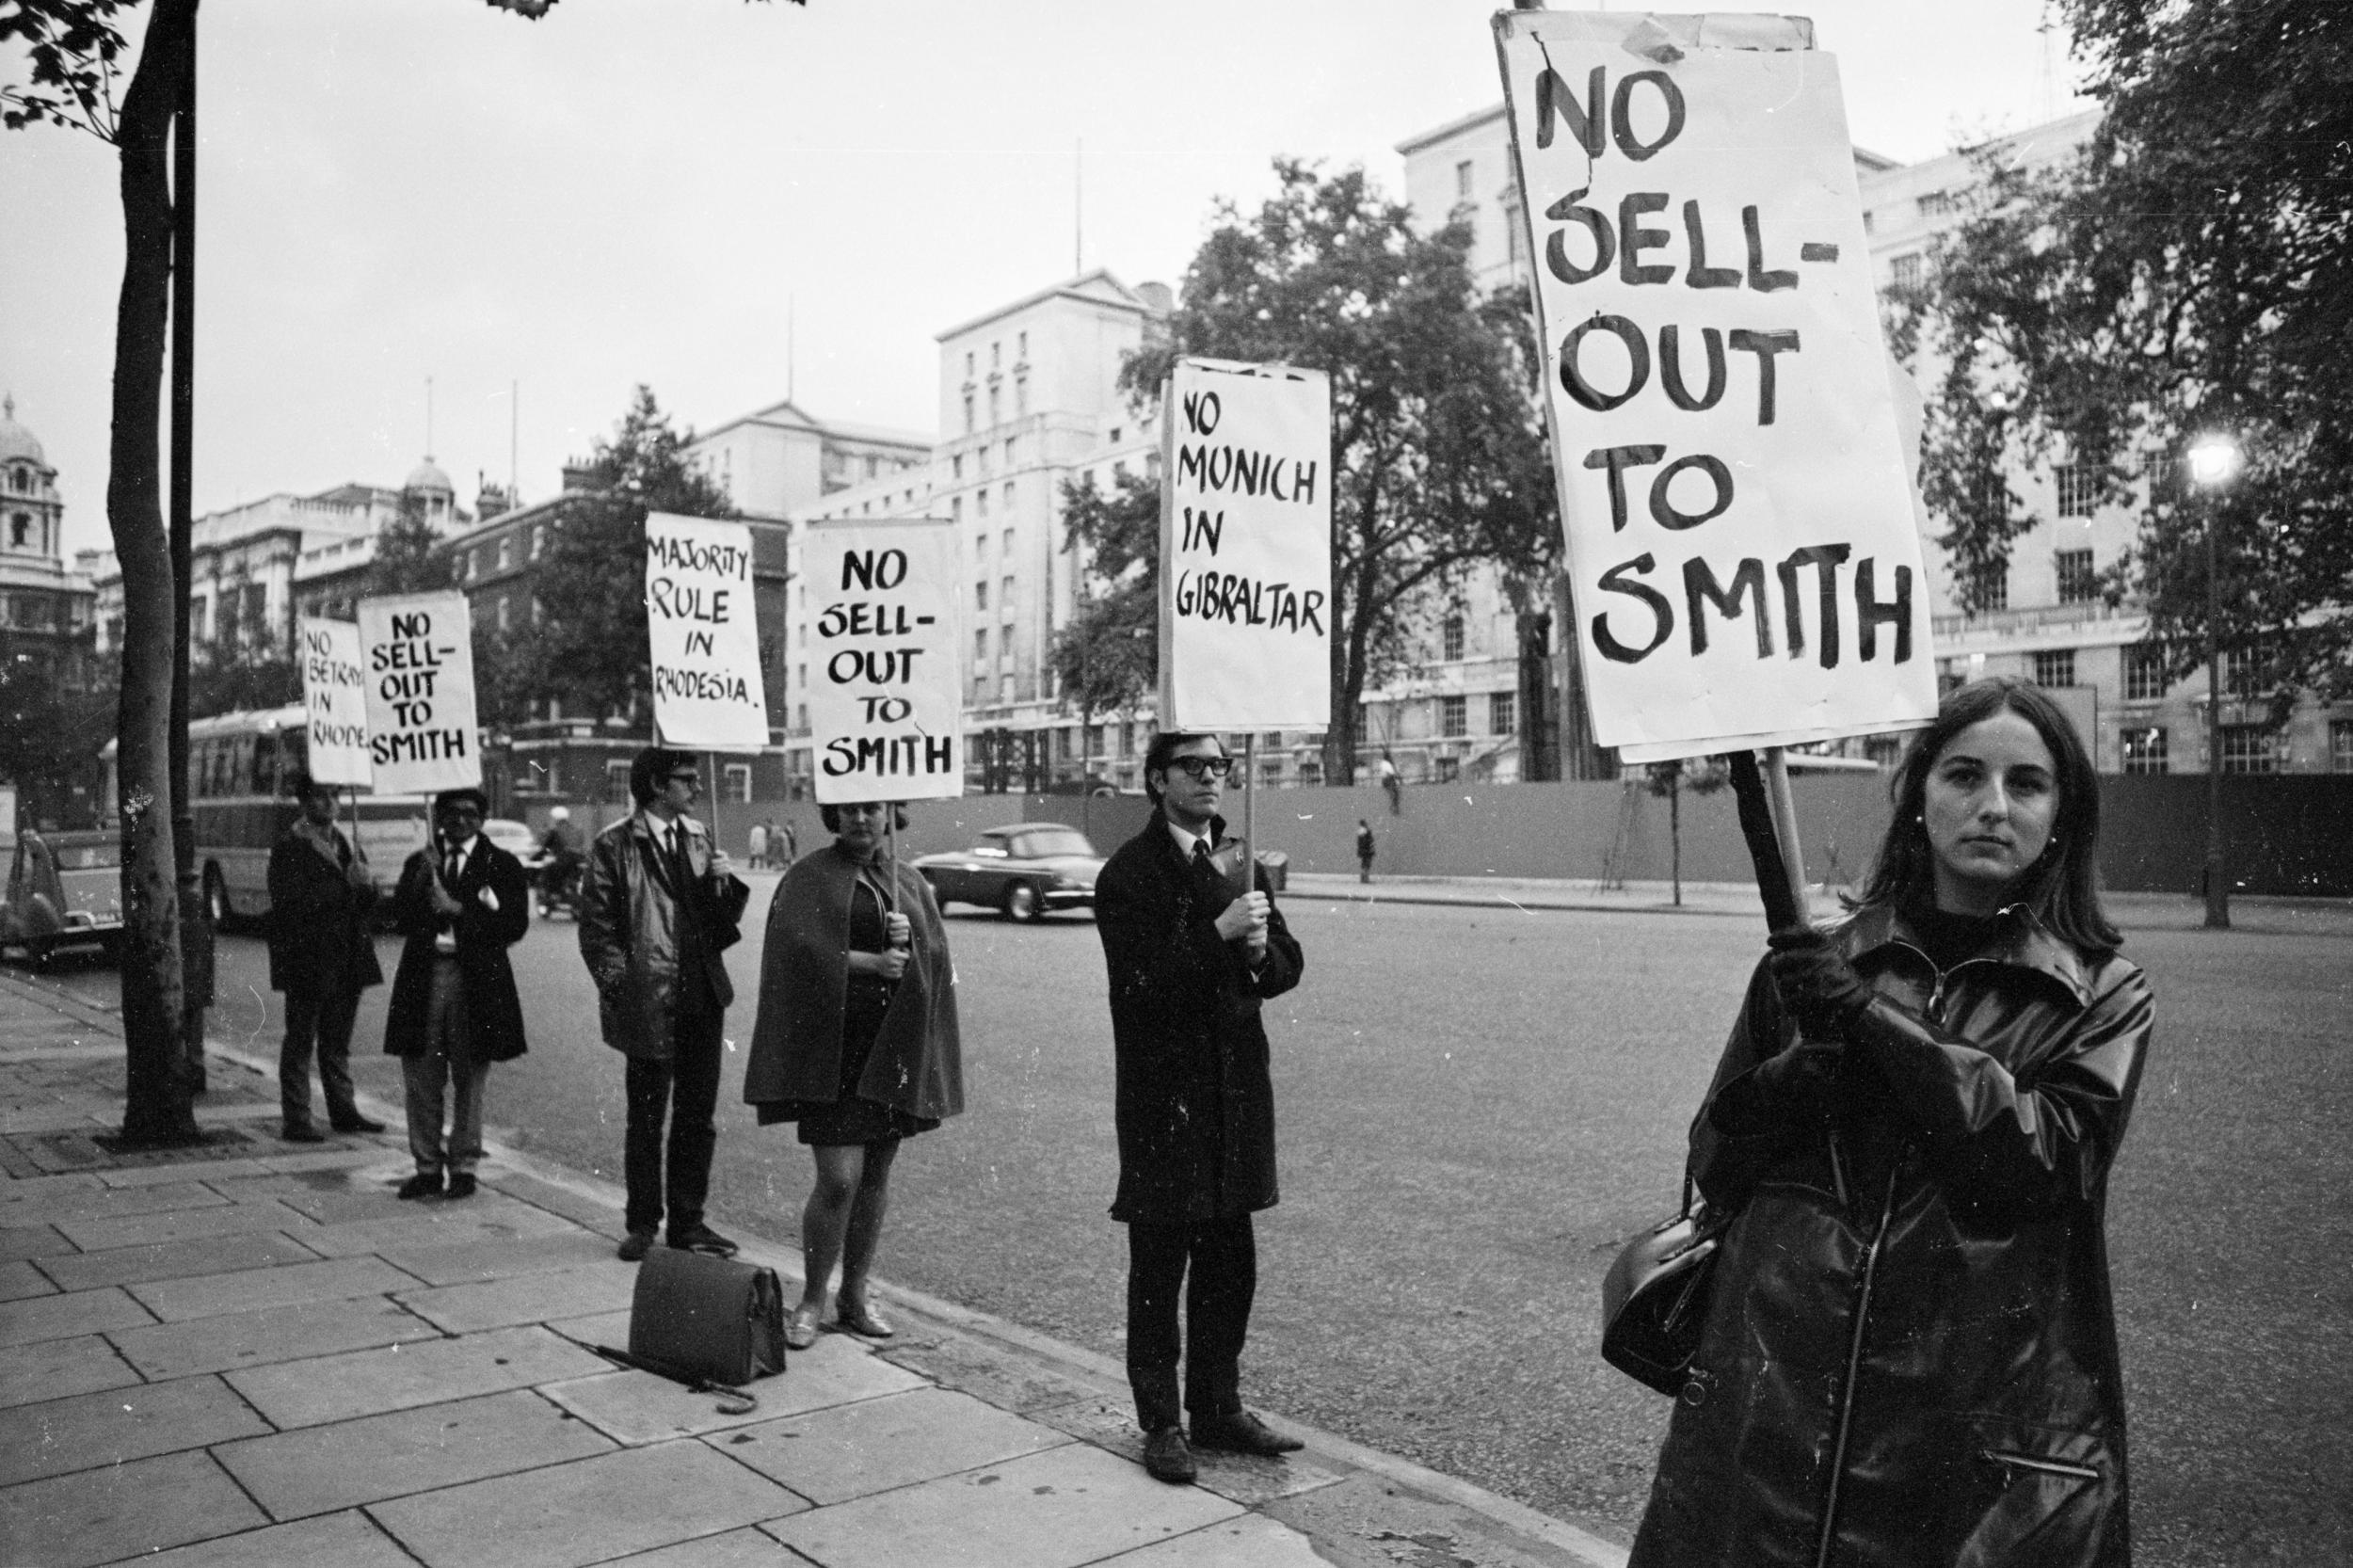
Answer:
[{"xmin": 2, "ymin": 0, "xmax": 2093, "ymax": 561}]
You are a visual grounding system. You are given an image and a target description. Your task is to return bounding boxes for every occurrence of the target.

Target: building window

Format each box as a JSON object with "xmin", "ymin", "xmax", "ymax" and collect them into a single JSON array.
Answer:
[
  {"xmin": 974, "ymin": 629, "xmax": 987, "ymax": 664},
  {"xmin": 1890, "ymin": 252, "xmax": 1925, "ymax": 291},
  {"xmin": 2031, "ymin": 649, "xmax": 2075, "ymax": 687},
  {"xmin": 1439, "ymin": 695, "xmax": 1468, "ymax": 737},
  {"xmin": 2124, "ymin": 643, "xmax": 2169, "ymax": 701},
  {"xmin": 976, "ymin": 489, "xmax": 989, "ymax": 518},
  {"xmin": 1861, "ymin": 209, "xmax": 1875, "ymax": 234},
  {"xmin": 2055, "ymin": 548, "xmax": 2097, "ymax": 604},
  {"xmin": 974, "ymin": 581, "xmax": 987, "ymax": 611},
  {"xmin": 962, "ymin": 395, "xmax": 974, "ymax": 434},
  {"xmin": 2331, "ymin": 720, "xmax": 2353, "ymax": 774},
  {"xmin": 1434, "ymin": 756, "xmax": 1461, "ymax": 783},
  {"xmin": 1966, "ymin": 561, "xmax": 2008, "ymax": 612},
  {"xmin": 1917, "ymin": 189, "xmax": 1954, "ymax": 217},
  {"xmin": 1000, "ymin": 576, "xmax": 1015, "ymax": 612},
  {"xmin": 496, "ymin": 596, "xmax": 511, "ymax": 632},
  {"xmin": 1016, "ymin": 330, "xmax": 1027, "ymax": 360},
  {"xmin": 1122, "ymin": 721, "xmax": 1137, "ymax": 756},
  {"xmin": 1298, "ymin": 758, "xmax": 1322, "ymax": 787},
  {"xmin": 2221, "ymin": 724, "xmax": 2279, "ymax": 775},
  {"xmin": 723, "ymin": 763, "xmax": 752, "ymax": 804},
  {"xmin": 1441, "ymin": 615, "xmax": 1465, "ymax": 662},
  {"xmin": 2055, "ymin": 465, "xmax": 2098, "ymax": 519},
  {"xmin": 1001, "ymin": 528, "xmax": 1015, "ymax": 559},
  {"xmin": 498, "ymin": 536, "xmax": 515, "ymax": 570},
  {"xmin": 1490, "ymin": 691, "xmax": 1516, "ymax": 735},
  {"xmin": 530, "ymin": 525, "xmax": 545, "ymax": 560},
  {"xmin": 2223, "ymin": 646, "xmax": 2261, "ymax": 699},
  {"xmin": 1005, "ymin": 438, "xmax": 1018, "ymax": 465},
  {"xmin": 1002, "ymin": 481, "xmax": 1015, "ymax": 510},
  {"xmin": 988, "ymin": 387, "xmax": 1000, "ymax": 425},
  {"xmin": 1455, "ymin": 158, "xmax": 1474, "ymax": 200},
  {"xmin": 2121, "ymin": 727, "xmax": 2169, "ymax": 774},
  {"xmin": 605, "ymin": 760, "xmax": 632, "ymax": 802}
]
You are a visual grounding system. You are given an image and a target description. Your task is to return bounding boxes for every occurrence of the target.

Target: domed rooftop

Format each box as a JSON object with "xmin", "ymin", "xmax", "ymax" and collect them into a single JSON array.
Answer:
[
  {"xmin": 0, "ymin": 394, "xmax": 46, "ymax": 467},
  {"xmin": 404, "ymin": 455, "xmax": 455, "ymax": 494}
]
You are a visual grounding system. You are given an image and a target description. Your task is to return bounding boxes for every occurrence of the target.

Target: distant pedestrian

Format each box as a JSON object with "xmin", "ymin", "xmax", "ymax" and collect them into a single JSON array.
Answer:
[
  {"xmin": 747, "ymin": 820, "xmax": 769, "ymax": 872},
  {"xmin": 1095, "ymin": 731, "xmax": 1305, "ymax": 1486},
  {"xmin": 265, "ymin": 774, "xmax": 383, "ymax": 1142},
  {"xmin": 1627, "ymin": 676, "xmax": 2153, "ymax": 1568},
  {"xmin": 1377, "ymin": 753, "xmax": 1401, "ymax": 815},
  {"xmin": 1354, "ymin": 819, "xmax": 1375, "ymax": 884},
  {"xmin": 383, "ymin": 788, "xmax": 530, "ymax": 1201},
  {"xmin": 776, "ymin": 816, "xmax": 797, "ymax": 865},
  {"xmin": 744, "ymin": 800, "xmax": 962, "ymax": 1349},
  {"xmin": 581, "ymin": 747, "xmax": 752, "ymax": 1261}
]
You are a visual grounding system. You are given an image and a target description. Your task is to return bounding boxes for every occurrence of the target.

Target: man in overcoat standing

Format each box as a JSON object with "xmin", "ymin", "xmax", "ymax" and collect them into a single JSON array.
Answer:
[
  {"xmin": 580, "ymin": 747, "xmax": 751, "ymax": 1262},
  {"xmin": 265, "ymin": 773, "xmax": 384, "ymax": 1142},
  {"xmin": 383, "ymin": 787, "xmax": 530, "ymax": 1200},
  {"xmin": 1094, "ymin": 731, "xmax": 1305, "ymax": 1485}
]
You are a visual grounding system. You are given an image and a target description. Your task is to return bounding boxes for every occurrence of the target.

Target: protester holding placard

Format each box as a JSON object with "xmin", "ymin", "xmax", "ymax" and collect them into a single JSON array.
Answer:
[
  {"xmin": 1627, "ymin": 679, "xmax": 2151, "ymax": 1567},
  {"xmin": 580, "ymin": 747, "xmax": 752, "ymax": 1262},
  {"xmin": 382, "ymin": 789, "xmax": 530, "ymax": 1202},
  {"xmin": 744, "ymin": 799, "xmax": 963, "ymax": 1349},
  {"xmin": 1095, "ymin": 732, "xmax": 1305, "ymax": 1486},
  {"xmin": 264, "ymin": 773, "xmax": 383, "ymax": 1142}
]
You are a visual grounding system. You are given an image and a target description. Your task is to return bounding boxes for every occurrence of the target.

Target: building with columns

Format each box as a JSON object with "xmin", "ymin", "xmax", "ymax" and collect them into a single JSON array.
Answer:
[{"xmin": 0, "ymin": 395, "xmax": 95, "ymax": 690}]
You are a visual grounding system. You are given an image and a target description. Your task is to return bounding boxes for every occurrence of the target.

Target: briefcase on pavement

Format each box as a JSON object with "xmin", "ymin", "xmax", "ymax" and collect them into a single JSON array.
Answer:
[{"xmin": 628, "ymin": 1245, "xmax": 789, "ymax": 1388}]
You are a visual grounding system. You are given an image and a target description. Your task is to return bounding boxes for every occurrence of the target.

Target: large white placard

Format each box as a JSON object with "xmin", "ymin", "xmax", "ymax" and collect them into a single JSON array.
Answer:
[
  {"xmin": 646, "ymin": 512, "xmax": 770, "ymax": 751},
  {"xmin": 1157, "ymin": 358, "xmax": 1333, "ymax": 729},
  {"xmin": 1496, "ymin": 10, "xmax": 1936, "ymax": 761},
  {"xmin": 355, "ymin": 591, "xmax": 481, "ymax": 794},
  {"xmin": 804, "ymin": 519, "xmax": 963, "ymax": 805},
  {"xmin": 297, "ymin": 617, "xmax": 372, "ymax": 787}
]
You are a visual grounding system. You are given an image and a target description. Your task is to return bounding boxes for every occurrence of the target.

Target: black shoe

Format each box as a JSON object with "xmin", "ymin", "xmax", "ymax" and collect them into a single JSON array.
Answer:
[
  {"xmin": 280, "ymin": 1124, "xmax": 327, "ymax": 1144},
  {"xmin": 397, "ymin": 1173, "xmax": 443, "ymax": 1200},
  {"xmin": 1142, "ymin": 1426, "xmax": 1197, "ymax": 1484},
  {"xmin": 329, "ymin": 1113, "xmax": 386, "ymax": 1134},
  {"xmin": 444, "ymin": 1173, "xmax": 478, "ymax": 1200},
  {"xmin": 1189, "ymin": 1410, "xmax": 1303, "ymax": 1456},
  {"xmin": 616, "ymin": 1229, "xmax": 657, "ymax": 1262},
  {"xmin": 666, "ymin": 1223, "xmax": 738, "ymax": 1257}
]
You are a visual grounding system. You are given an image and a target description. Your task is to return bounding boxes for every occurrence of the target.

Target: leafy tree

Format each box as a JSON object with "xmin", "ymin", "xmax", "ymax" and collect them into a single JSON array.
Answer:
[
  {"xmin": 1050, "ymin": 471, "xmax": 1160, "ymax": 749},
  {"xmin": 366, "ymin": 488, "xmax": 451, "ymax": 599},
  {"xmin": 517, "ymin": 385, "xmax": 736, "ymax": 726},
  {"xmin": 1122, "ymin": 160, "xmax": 1558, "ymax": 783},
  {"xmin": 1905, "ymin": 0, "xmax": 2352, "ymax": 699}
]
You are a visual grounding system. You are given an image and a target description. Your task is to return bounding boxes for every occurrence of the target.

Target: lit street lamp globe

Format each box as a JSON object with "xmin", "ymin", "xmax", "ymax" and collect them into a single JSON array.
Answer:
[{"xmin": 2187, "ymin": 433, "xmax": 2244, "ymax": 488}]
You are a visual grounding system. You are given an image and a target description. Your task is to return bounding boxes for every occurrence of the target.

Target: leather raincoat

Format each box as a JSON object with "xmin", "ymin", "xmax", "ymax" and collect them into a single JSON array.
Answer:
[
  {"xmin": 1628, "ymin": 904, "xmax": 2153, "ymax": 1568},
  {"xmin": 578, "ymin": 812, "xmax": 751, "ymax": 1062}
]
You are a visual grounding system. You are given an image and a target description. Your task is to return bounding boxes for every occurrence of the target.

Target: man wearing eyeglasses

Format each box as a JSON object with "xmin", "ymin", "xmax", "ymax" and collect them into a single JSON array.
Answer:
[
  {"xmin": 1094, "ymin": 731, "xmax": 1305, "ymax": 1485},
  {"xmin": 581, "ymin": 747, "xmax": 752, "ymax": 1261}
]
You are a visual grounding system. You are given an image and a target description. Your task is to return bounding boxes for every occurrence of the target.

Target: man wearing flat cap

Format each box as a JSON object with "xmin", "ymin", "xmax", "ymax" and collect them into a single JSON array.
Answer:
[{"xmin": 383, "ymin": 787, "xmax": 530, "ymax": 1201}]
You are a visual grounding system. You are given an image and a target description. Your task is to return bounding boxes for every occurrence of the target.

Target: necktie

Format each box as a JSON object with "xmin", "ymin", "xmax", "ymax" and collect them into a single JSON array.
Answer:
[
  {"xmin": 669, "ymin": 826, "xmax": 695, "ymax": 891},
  {"xmin": 443, "ymin": 845, "xmax": 462, "ymax": 887}
]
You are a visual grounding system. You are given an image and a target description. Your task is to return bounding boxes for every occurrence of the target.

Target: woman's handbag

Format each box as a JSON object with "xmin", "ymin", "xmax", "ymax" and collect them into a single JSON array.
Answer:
[
  {"xmin": 625, "ymin": 1246, "xmax": 790, "ymax": 1392},
  {"xmin": 1600, "ymin": 1173, "xmax": 1727, "ymax": 1398}
]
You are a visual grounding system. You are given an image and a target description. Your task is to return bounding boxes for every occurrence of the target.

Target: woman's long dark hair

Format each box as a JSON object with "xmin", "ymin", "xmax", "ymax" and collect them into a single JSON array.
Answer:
[{"xmin": 1849, "ymin": 676, "xmax": 2121, "ymax": 952}]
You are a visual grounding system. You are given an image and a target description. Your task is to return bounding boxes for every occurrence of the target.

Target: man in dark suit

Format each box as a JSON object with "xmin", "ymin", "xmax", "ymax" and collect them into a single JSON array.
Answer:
[
  {"xmin": 1094, "ymin": 731, "xmax": 1306, "ymax": 1485},
  {"xmin": 580, "ymin": 747, "xmax": 751, "ymax": 1261},
  {"xmin": 383, "ymin": 788, "xmax": 530, "ymax": 1200},
  {"xmin": 265, "ymin": 773, "xmax": 384, "ymax": 1142}
]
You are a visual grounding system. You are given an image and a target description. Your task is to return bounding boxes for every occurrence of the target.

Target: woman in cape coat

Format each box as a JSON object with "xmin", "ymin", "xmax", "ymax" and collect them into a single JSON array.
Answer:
[
  {"xmin": 1629, "ymin": 678, "xmax": 2153, "ymax": 1568},
  {"xmin": 744, "ymin": 800, "xmax": 961, "ymax": 1348}
]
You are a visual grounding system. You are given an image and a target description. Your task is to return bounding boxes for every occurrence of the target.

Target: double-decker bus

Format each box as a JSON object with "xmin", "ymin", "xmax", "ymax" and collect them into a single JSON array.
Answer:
[{"xmin": 101, "ymin": 707, "xmax": 436, "ymax": 926}]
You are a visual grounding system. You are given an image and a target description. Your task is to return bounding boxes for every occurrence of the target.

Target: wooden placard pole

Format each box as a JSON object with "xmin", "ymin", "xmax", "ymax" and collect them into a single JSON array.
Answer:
[
  {"xmin": 1761, "ymin": 747, "xmax": 1813, "ymax": 932},
  {"xmin": 1237, "ymin": 736, "xmax": 1257, "ymax": 898}
]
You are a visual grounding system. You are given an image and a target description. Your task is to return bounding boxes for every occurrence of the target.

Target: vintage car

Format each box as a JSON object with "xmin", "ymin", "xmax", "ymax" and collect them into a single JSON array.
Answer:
[
  {"xmin": 1, "ymin": 827, "xmax": 124, "ymax": 966},
  {"xmin": 912, "ymin": 822, "xmax": 1104, "ymax": 921}
]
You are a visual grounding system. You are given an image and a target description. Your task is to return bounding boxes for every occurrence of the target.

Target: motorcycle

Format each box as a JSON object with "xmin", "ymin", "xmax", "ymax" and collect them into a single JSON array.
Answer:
[{"xmin": 535, "ymin": 853, "xmax": 586, "ymax": 920}]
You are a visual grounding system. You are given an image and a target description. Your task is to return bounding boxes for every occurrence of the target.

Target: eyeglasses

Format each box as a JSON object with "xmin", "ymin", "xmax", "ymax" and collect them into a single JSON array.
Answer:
[{"xmin": 1166, "ymin": 756, "xmax": 1234, "ymax": 780}]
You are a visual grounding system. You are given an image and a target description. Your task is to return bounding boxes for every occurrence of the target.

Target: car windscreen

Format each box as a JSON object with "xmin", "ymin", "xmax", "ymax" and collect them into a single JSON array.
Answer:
[{"xmin": 1014, "ymin": 830, "xmax": 1094, "ymax": 859}]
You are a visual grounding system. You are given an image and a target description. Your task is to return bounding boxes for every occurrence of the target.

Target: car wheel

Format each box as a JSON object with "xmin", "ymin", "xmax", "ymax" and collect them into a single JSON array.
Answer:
[{"xmin": 1002, "ymin": 882, "xmax": 1040, "ymax": 922}]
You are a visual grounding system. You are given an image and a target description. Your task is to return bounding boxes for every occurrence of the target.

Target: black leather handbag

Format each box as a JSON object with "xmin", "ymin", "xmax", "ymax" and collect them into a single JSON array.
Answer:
[
  {"xmin": 1600, "ymin": 1174, "xmax": 1727, "ymax": 1398},
  {"xmin": 627, "ymin": 1246, "xmax": 789, "ymax": 1390}
]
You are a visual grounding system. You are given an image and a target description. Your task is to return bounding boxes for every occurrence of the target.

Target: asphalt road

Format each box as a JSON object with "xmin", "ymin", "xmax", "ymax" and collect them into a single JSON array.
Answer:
[{"xmin": 32, "ymin": 883, "xmax": 2353, "ymax": 1564}]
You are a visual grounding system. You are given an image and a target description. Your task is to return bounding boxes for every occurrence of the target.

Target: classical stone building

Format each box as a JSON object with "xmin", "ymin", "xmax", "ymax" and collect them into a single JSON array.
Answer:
[{"xmin": 0, "ymin": 395, "xmax": 95, "ymax": 690}]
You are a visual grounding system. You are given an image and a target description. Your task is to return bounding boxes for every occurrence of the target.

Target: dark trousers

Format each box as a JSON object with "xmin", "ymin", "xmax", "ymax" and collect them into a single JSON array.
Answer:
[
  {"xmin": 624, "ymin": 1002, "xmax": 723, "ymax": 1236},
  {"xmin": 280, "ymin": 975, "xmax": 362, "ymax": 1129},
  {"xmin": 1126, "ymin": 1214, "xmax": 1257, "ymax": 1432}
]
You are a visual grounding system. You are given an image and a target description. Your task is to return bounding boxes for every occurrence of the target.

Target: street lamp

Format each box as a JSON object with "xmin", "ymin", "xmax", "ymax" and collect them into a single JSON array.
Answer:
[{"xmin": 2186, "ymin": 432, "xmax": 2242, "ymax": 931}]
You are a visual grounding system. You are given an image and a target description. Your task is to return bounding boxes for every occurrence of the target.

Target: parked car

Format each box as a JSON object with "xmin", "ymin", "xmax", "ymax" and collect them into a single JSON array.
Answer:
[
  {"xmin": 912, "ymin": 823, "xmax": 1104, "ymax": 921},
  {"xmin": 1, "ymin": 827, "xmax": 123, "ymax": 967},
  {"xmin": 482, "ymin": 818, "xmax": 538, "ymax": 866}
]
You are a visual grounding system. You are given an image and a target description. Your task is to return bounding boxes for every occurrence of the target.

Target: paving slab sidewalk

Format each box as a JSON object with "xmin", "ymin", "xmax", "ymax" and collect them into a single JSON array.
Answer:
[{"xmin": 0, "ymin": 968, "xmax": 1629, "ymax": 1568}]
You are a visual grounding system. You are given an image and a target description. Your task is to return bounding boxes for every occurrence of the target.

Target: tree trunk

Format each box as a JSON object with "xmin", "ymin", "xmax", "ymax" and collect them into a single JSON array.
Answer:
[{"xmin": 110, "ymin": 0, "xmax": 202, "ymax": 1147}]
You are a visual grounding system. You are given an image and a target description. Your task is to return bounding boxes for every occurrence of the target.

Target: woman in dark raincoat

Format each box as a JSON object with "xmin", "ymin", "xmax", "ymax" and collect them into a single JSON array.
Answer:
[
  {"xmin": 1630, "ymin": 677, "xmax": 2153, "ymax": 1568},
  {"xmin": 743, "ymin": 800, "xmax": 961, "ymax": 1349}
]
